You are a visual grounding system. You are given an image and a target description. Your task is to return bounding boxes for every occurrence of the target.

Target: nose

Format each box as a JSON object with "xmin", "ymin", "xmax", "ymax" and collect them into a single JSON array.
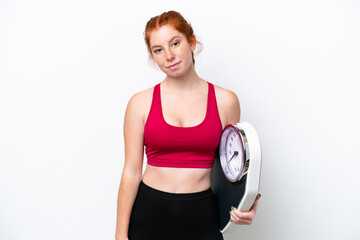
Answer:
[{"xmin": 165, "ymin": 49, "xmax": 175, "ymax": 61}]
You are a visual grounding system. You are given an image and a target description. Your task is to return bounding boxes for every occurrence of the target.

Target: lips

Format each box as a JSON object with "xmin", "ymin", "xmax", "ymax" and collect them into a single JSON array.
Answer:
[{"xmin": 167, "ymin": 61, "xmax": 181, "ymax": 69}]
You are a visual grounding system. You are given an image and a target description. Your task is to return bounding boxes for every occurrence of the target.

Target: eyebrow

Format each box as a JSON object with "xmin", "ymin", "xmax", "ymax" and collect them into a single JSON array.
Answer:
[{"xmin": 151, "ymin": 36, "xmax": 181, "ymax": 49}]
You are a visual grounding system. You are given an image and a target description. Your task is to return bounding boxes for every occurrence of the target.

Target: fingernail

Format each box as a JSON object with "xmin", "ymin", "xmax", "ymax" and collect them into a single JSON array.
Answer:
[
  {"xmin": 229, "ymin": 211, "xmax": 231, "ymax": 215},
  {"xmin": 231, "ymin": 206, "xmax": 234, "ymax": 210}
]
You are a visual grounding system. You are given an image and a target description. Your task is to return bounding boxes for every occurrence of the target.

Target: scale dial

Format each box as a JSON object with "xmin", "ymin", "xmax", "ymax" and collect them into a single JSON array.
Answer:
[
  {"xmin": 219, "ymin": 124, "xmax": 248, "ymax": 182},
  {"xmin": 213, "ymin": 122, "xmax": 261, "ymax": 233}
]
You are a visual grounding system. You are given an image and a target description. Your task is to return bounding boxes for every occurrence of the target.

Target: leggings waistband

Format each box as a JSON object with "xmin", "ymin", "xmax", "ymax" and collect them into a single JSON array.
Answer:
[{"xmin": 139, "ymin": 180, "xmax": 214, "ymax": 201}]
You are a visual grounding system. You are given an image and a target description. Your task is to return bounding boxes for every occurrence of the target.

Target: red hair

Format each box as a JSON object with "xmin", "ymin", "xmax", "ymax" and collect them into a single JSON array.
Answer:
[{"xmin": 144, "ymin": 11, "xmax": 202, "ymax": 65}]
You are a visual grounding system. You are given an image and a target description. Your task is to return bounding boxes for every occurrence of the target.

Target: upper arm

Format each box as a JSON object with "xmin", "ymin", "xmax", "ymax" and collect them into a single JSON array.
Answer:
[
  {"xmin": 225, "ymin": 90, "xmax": 240, "ymax": 125},
  {"xmin": 122, "ymin": 92, "xmax": 149, "ymax": 177},
  {"xmin": 214, "ymin": 86, "xmax": 241, "ymax": 128}
]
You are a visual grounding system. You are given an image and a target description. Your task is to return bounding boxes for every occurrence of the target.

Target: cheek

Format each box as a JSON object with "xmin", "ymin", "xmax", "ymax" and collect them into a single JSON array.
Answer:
[
  {"xmin": 183, "ymin": 46, "xmax": 194, "ymax": 60},
  {"xmin": 153, "ymin": 55, "xmax": 164, "ymax": 65}
]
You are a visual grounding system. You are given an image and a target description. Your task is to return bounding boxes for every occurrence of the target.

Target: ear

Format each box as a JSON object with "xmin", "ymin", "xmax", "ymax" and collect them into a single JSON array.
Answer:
[{"xmin": 189, "ymin": 35, "xmax": 197, "ymax": 51}]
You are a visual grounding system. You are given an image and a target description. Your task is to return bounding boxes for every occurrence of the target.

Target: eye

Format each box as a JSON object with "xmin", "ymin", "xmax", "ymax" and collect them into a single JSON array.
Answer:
[
  {"xmin": 172, "ymin": 41, "xmax": 180, "ymax": 47},
  {"xmin": 153, "ymin": 48, "xmax": 162, "ymax": 54}
]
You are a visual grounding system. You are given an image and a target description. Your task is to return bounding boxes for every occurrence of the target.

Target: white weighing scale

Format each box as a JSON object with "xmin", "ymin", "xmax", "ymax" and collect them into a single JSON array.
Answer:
[{"xmin": 211, "ymin": 122, "xmax": 262, "ymax": 233}]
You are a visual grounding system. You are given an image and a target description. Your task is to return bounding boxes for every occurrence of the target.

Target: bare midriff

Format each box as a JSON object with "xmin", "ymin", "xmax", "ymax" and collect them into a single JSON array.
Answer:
[{"xmin": 142, "ymin": 164, "xmax": 212, "ymax": 193}]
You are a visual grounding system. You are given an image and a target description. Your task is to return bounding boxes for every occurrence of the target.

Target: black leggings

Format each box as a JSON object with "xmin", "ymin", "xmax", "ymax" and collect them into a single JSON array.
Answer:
[{"xmin": 128, "ymin": 181, "xmax": 224, "ymax": 240}]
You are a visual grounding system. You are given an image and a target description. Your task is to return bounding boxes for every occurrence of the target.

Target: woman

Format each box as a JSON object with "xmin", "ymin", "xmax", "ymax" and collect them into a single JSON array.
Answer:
[{"xmin": 115, "ymin": 11, "xmax": 260, "ymax": 240}]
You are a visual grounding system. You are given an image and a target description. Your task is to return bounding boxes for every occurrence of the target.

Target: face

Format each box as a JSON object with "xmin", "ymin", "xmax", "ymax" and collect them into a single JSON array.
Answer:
[{"xmin": 149, "ymin": 25, "xmax": 196, "ymax": 78}]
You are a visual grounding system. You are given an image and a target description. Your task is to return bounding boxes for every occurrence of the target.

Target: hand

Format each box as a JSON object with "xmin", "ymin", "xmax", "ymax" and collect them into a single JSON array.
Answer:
[{"xmin": 229, "ymin": 194, "xmax": 261, "ymax": 225}]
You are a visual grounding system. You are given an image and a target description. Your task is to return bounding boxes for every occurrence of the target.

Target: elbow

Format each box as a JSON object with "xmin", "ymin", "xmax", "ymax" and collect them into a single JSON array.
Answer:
[{"xmin": 121, "ymin": 165, "xmax": 143, "ymax": 183}]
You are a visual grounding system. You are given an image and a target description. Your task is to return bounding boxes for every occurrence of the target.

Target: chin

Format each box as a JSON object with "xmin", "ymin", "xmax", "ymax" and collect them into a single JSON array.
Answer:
[
  {"xmin": 165, "ymin": 67, "xmax": 191, "ymax": 78},
  {"xmin": 167, "ymin": 71, "xmax": 186, "ymax": 78}
]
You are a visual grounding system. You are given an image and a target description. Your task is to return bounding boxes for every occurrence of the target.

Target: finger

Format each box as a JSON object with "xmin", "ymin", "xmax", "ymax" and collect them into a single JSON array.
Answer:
[
  {"xmin": 231, "ymin": 207, "xmax": 255, "ymax": 221},
  {"xmin": 232, "ymin": 194, "xmax": 261, "ymax": 216},
  {"xmin": 248, "ymin": 194, "xmax": 261, "ymax": 213},
  {"xmin": 231, "ymin": 210, "xmax": 254, "ymax": 225},
  {"xmin": 250, "ymin": 198, "xmax": 259, "ymax": 212},
  {"xmin": 230, "ymin": 214, "xmax": 253, "ymax": 225},
  {"xmin": 256, "ymin": 193, "xmax": 261, "ymax": 201},
  {"xmin": 230, "ymin": 210, "xmax": 255, "ymax": 226},
  {"xmin": 230, "ymin": 210, "xmax": 241, "ymax": 222}
]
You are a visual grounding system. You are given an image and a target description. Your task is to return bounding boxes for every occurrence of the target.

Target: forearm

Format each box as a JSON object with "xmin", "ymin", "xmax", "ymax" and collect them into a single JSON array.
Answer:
[{"xmin": 115, "ymin": 170, "xmax": 142, "ymax": 239}]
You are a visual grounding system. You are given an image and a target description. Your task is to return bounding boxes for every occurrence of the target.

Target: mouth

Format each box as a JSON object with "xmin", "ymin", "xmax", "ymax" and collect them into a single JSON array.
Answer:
[{"xmin": 167, "ymin": 61, "xmax": 181, "ymax": 69}]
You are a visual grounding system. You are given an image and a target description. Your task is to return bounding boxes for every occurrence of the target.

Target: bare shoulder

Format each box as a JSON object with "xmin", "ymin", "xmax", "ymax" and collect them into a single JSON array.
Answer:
[
  {"xmin": 213, "ymin": 85, "xmax": 239, "ymax": 106},
  {"xmin": 213, "ymin": 84, "xmax": 241, "ymax": 126},
  {"xmin": 125, "ymin": 86, "xmax": 154, "ymax": 125},
  {"xmin": 127, "ymin": 86, "xmax": 153, "ymax": 107}
]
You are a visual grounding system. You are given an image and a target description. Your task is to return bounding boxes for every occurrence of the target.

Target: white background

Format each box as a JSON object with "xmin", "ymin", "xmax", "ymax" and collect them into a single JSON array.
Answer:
[{"xmin": 1, "ymin": 0, "xmax": 359, "ymax": 239}]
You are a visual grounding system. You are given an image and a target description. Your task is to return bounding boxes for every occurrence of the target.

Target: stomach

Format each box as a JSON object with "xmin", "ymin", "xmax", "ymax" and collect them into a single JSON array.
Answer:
[{"xmin": 142, "ymin": 164, "xmax": 212, "ymax": 193}]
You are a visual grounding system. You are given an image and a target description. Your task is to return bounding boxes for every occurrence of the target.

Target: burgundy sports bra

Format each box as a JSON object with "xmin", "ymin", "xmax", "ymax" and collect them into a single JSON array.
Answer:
[{"xmin": 144, "ymin": 82, "xmax": 223, "ymax": 168}]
